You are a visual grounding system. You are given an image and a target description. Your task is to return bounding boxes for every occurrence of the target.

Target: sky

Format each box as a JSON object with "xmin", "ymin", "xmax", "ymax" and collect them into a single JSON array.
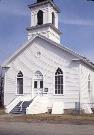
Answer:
[{"xmin": 0, "ymin": 0, "xmax": 94, "ymax": 64}]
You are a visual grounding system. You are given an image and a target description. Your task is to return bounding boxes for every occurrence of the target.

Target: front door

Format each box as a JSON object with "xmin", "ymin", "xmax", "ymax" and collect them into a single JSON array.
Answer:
[
  {"xmin": 34, "ymin": 80, "xmax": 43, "ymax": 95},
  {"xmin": 34, "ymin": 71, "xmax": 43, "ymax": 96}
]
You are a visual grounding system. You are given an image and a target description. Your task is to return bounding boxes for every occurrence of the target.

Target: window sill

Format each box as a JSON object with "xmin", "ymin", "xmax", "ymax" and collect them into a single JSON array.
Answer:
[
  {"xmin": 16, "ymin": 94, "xmax": 24, "ymax": 96},
  {"xmin": 53, "ymin": 94, "xmax": 64, "ymax": 96}
]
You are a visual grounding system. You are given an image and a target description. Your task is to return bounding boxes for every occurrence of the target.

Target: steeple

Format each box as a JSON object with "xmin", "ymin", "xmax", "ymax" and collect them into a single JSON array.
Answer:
[{"xmin": 27, "ymin": 0, "xmax": 61, "ymax": 43}]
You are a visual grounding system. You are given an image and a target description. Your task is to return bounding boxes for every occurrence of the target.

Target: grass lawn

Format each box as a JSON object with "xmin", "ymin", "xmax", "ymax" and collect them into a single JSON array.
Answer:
[
  {"xmin": 14, "ymin": 114, "xmax": 94, "ymax": 121},
  {"xmin": 0, "ymin": 109, "xmax": 94, "ymax": 124},
  {"xmin": 0, "ymin": 113, "xmax": 94, "ymax": 124}
]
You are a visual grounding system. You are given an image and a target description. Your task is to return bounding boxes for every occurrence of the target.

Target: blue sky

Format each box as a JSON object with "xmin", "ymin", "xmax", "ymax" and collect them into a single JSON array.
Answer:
[{"xmin": 0, "ymin": 0, "xmax": 94, "ymax": 64}]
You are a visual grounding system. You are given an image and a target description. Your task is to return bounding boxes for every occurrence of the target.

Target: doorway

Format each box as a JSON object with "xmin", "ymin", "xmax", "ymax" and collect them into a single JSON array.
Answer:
[{"xmin": 34, "ymin": 71, "xmax": 43, "ymax": 96}]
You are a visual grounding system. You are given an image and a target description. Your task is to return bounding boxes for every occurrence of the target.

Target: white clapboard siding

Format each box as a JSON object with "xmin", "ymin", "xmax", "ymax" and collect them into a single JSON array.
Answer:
[
  {"xmin": 80, "ymin": 64, "xmax": 94, "ymax": 113},
  {"xmin": 4, "ymin": 37, "xmax": 94, "ymax": 113}
]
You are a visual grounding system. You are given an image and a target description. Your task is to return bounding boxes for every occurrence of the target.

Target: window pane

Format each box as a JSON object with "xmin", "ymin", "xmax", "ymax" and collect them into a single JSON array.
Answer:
[
  {"xmin": 58, "ymin": 76, "xmax": 60, "ymax": 81},
  {"xmin": 58, "ymin": 78, "xmax": 60, "ymax": 84},
  {"xmin": 55, "ymin": 90, "xmax": 57, "ymax": 94},
  {"xmin": 58, "ymin": 90, "xmax": 60, "ymax": 94},
  {"xmin": 34, "ymin": 81, "xmax": 37, "ymax": 88},
  {"xmin": 55, "ymin": 76, "xmax": 58, "ymax": 81},
  {"xmin": 61, "ymin": 85, "xmax": 63, "ymax": 90},
  {"xmin": 40, "ymin": 81, "xmax": 43, "ymax": 88},
  {"xmin": 61, "ymin": 76, "xmax": 63, "ymax": 83},
  {"xmin": 61, "ymin": 89, "xmax": 63, "ymax": 94},
  {"xmin": 55, "ymin": 85, "xmax": 57, "ymax": 90},
  {"xmin": 55, "ymin": 81, "xmax": 57, "ymax": 85},
  {"xmin": 17, "ymin": 78, "xmax": 23, "ymax": 94},
  {"xmin": 58, "ymin": 85, "xmax": 60, "ymax": 89}
]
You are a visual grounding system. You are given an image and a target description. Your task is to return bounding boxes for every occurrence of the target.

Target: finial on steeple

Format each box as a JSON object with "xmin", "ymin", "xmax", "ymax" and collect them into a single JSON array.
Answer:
[{"xmin": 37, "ymin": 0, "xmax": 53, "ymax": 3}]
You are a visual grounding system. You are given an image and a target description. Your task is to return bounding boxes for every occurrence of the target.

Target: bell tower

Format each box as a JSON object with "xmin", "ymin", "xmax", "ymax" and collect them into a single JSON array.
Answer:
[{"xmin": 27, "ymin": 0, "xmax": 61, "ymax": 43}]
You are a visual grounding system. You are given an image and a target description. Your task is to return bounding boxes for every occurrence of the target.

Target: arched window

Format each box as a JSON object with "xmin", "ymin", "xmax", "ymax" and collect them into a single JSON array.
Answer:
[
  {"xmin": 55, "ymin": 68, "xmax": 63, "ymax": 94},
  {"xmin": 17, "ymin": 71, "xmax": 23, "ymax": 94},
  {"xmin": 52, "ymin": 12, "xmax": 55, "ymax": 25},
  {"xmin": 37, "ymin": 10, "xmax": 43, "ymax": 25},
  {"xmin": 88, "ymin": 74, "xmax": 91, "ymax": 94}
]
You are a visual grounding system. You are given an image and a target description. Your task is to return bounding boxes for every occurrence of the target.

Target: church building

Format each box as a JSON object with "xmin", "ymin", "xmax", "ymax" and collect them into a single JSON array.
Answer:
[{"xmin": 2, "ymin": 0, "xmax": 94, "ymax": 114}]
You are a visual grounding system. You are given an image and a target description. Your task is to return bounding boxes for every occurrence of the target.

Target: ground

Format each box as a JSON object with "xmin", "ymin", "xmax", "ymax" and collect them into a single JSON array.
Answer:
[
  {"xmin": 0, "ymin": 109, "xmax": 94, "ymax": 135},
  {"xmin": 0, "ymin": 122, "xmax": 94, "ymax": 135}
]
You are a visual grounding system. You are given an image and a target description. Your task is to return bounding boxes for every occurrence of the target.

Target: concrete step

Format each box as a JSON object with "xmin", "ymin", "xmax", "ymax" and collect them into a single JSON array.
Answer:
[
  {"xmin": 52, "ymin": 102, "xmax": 64, "ymax": 114},
  {"xmin": 11, "ymin": 100, "xmax": 32, "ymax": 114}
]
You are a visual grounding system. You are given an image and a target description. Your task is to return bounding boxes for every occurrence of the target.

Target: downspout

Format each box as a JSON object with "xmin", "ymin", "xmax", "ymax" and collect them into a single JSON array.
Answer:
[{"xmin": 79, "ymin": 63, "xmax": 81, "ymax": 115}]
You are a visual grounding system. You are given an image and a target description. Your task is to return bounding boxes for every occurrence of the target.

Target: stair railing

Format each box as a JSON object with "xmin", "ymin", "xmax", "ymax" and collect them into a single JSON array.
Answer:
[
  {"xmin": 19, "ymin": 101, "xmax": 24, "ymax": 112},
  {"xmin": 5, "ymin": 96, "xmax": 22, "ymax": 113},
  {"xmin": 18, "ymin": 95, "xmax": 39, "ymax": 113}
]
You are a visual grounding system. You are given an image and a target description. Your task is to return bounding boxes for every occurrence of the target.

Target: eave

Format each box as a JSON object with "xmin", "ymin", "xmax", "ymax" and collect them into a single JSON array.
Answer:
[{"xmin": 28, "ymin": 0, "xmax": 60, "ymax": 13}]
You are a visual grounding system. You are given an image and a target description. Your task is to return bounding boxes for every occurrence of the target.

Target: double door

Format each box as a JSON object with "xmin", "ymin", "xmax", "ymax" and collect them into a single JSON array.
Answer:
[{"xmin": 34, "ymin": 79, "xmax": 43, "ymax": 95}]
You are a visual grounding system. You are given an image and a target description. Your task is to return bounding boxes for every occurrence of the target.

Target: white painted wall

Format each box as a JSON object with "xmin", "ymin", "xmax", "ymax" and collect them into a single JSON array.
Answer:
[
  {"xmin": 80, "ymin": 64, "xmax": 94, "ymax": 112},
  {"xmin": 4, "ymin": 37, "xmax": 81, "ymax": 111}
]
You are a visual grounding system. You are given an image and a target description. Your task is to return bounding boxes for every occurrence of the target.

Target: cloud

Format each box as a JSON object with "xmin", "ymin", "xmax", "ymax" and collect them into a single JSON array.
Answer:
[{"xmin": 61, "ymin": 18, "xmax": 94, "ymax": 27}]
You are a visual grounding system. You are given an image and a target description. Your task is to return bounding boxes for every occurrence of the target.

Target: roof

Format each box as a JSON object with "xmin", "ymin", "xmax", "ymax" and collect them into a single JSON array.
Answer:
[
  {"xmin": 28, "ymin": 0, "xmax": 60, "ymax": 13},
  {"xmin": 2, "ymin": 34, "xmax": 94, "ymax": 70}
]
